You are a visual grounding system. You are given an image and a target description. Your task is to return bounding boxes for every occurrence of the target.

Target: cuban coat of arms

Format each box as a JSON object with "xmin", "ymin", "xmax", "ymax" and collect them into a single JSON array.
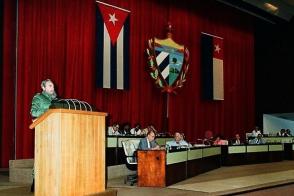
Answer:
[{"xmin": 146, "ymin": 25, "xmax": 189, "ymax": 94}]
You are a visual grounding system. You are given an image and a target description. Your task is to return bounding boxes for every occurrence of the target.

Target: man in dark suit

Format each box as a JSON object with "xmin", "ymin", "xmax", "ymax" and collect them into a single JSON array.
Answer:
[
  {"xmin": 231, "ymin": 133, "xmax": 243, "ymax": 145},
  {"xmin": 138, "ymin": 129, "xmax": 159, "ymax": 150}
]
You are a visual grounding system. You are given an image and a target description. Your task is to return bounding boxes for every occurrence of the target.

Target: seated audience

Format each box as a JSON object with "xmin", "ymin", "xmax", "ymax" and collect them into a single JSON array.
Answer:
[
  {"xmin": 138, "ymin": 129, "xmax": 160, "ymax": 150},
  {"xmin": 213, "ymin": 135, "xmax": 228, "ymax": 145},
  {"xmin": 249, "ymin": 133, "xmax": 265, "ymax": 144},
  {"xmin": 203, "ymin": 130, "xmax": 214, "ymax": 145},
  {"xmin": 141, "ymin": 124, "xmax": 157, "ymax": 136},
  {"xmin": 231, "ymin": 133, "xmax": 242, "ymax": 145},
  {"xmin": 251, "ymin": 126, "xmax": 262, "ymax": 137},
  {"xmin": 277, "ymin": 129, "xmax": 286, "ymax": 137},
  {"xmin": 166, "ymin": 132, "xmax": 189, "ymax": 147},
  {"xmin": 286, "ymin": 129, "xmax": 292, "ymax": 136},
  {"xmin": 130, "ymin": 123, "xmax": 142, "ymax": 135},
  {"xmin": 121, "ymin": 122, "xmax": 131, "ymax": 135},
  {"xmin": 108, "ymin": 123, "xmax": 120, "ymax": 135}
]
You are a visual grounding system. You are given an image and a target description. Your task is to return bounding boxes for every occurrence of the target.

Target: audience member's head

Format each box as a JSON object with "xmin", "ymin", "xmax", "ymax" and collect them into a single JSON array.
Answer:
[
  {"xmin": 123, "ymin": 123, "xmax": 131, "ymax": 131},
  {"xmin": 134, "ymin": 123, "xmax": 141, "ymax": 130},
  {"xmin": 112, "ymin": 123, "xmax": 120, "ymax": 132},
  {"xmin": 147, "ymin": 129, "xmax": 156, "ymax": 142},
  {"xmin": 180, "ymin": 133, "xmax": 185, "ymax": 141},
  {"xmin": 204, "ymin": 130, "xmax": 213, "ymax": 139},
  {"xmin": 235, "ymin": 133, "xmax": 240, "ymax": 140},
  {"xmin": 174, "ymin": 132, "xmax": 182, "ymax": 142}
]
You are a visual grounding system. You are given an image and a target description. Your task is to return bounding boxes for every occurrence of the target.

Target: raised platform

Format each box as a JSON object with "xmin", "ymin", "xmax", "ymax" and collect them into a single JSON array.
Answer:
[
  {"xmin": 2, "ymin": 161, "xmax": 294, "ymax": 195},
  {"xmin": 9, "ymin": 159, "xmax": 34, "ymax": 184},
  {"xmin": 169, "ymin": 160, "xmax": 294, "ymax": 195},
  {"xmin": 9, "ymin": 159, "xmax": 134, "ymax": 184}
]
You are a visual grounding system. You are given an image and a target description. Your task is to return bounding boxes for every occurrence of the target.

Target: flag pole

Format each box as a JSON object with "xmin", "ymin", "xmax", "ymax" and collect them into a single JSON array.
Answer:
[{"xmin": 162, "ymin": 93, "xmax": 169, "ymax": 134}]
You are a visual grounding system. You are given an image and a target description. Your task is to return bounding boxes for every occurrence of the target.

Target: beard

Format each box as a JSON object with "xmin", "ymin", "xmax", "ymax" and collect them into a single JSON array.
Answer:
[
  {"xmin": 44, "ymin": 90, "xmax": 57, "ymax": 100},
  {"xmin": 51, "ymin": 91, "xmax": 57, "ymax": 99}
]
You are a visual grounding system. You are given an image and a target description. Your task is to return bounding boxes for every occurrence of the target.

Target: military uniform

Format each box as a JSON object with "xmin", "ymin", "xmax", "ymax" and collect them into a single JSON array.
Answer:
[
  {"xmin": 30, "ymin": 91, "xmax": 54, "ymax": 192},
  {"xmin": 31, "ymin": 91, "xmax": 54, "ymax": 118}
]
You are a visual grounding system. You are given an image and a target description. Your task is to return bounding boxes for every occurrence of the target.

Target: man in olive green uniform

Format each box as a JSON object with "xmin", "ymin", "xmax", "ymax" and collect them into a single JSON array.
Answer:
[
  {"xmin": 30, "ymin": 79, "xmax": 57, "ymax": 192},
  {"xmin": 31, "ymin": 79, "xmax": 57, "ymax": 118}
]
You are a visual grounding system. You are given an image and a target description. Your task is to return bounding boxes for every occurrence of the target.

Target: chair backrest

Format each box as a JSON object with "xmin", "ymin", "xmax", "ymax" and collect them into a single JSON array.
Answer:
[{"xmin": 121, "ymin": 139, "xmax": 140, "ymax": 164}]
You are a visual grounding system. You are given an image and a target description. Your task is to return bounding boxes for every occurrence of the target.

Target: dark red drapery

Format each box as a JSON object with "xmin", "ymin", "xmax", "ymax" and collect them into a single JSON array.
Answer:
[
  {"xmin": 1, "ymin": 0, "xmax": 16, "ymax": 167},
  {"xmin": 1, "ymin": 0, "xmax": 255, "ymax": 167}
]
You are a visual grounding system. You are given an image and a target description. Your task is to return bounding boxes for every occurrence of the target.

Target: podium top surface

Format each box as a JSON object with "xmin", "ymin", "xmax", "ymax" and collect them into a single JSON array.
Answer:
[{"xmin": 29, "ymin": 109, "xmax": 107, "ymax": 129}]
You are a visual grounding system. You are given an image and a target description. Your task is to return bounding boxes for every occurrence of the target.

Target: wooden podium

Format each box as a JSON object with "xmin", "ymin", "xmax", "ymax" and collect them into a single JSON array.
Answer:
[
  {"xmin": 29, "ymin": 109, "xmax": 107, "ymax": 196},
  {"xmin": 137, "ymin": 150, "xmax": 166, "ymax": 187}
]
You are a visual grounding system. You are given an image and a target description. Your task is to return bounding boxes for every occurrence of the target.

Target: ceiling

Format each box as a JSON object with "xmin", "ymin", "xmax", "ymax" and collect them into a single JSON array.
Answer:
[{"xmin": 216, "ymin": 0, "xmax": 294, "ymax": 23}]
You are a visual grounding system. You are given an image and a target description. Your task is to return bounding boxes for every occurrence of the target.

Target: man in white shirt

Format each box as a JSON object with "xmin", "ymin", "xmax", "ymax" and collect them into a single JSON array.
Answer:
[
  {"xmin": 130, "ymin": 123, "xmax": 141, "ymax": 135},
  {"xmin": 166, "ymin": 132, "xmax": 189, "ymax": 147},
  {"xmin": 108, "ymin": 123, "xmax": 120, "ymax": 135},
  {"xmin": 252, "ymin": 126, "xmax": 262, "ymax": 137},
  {"xmin": 249, "ymin": 134, "xmax": 265, "ymax": 144}
]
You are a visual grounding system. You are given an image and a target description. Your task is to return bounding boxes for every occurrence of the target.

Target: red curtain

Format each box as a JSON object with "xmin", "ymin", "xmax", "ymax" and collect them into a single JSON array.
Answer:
[
  {"xmin": 1, "ymin": 0, "xmax": 255, "ymax": 165},
  {"xmin": 1, "ymin": 0, "xmax": 16, "ymax": 167}
]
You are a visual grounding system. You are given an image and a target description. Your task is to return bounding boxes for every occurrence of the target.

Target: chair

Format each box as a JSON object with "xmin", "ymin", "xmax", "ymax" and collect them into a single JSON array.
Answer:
[{"xmin": 121, "ymin": 139, "xmax": 140, "ymax": 186}]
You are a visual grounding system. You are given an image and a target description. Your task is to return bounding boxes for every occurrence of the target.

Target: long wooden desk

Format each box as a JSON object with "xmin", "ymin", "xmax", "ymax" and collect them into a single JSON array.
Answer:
[
  {"xmin": 221, "ymin": 144, "xmax": 284, "ymax": 165},
  {"xmin": 263, "ymin": 136, "xmax": 294, "ymax": 143}
]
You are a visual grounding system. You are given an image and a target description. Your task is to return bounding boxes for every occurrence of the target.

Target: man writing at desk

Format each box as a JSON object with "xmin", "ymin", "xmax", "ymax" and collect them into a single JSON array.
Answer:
[{"xmin": 138, "ymin": 130, "xmax": 160, "ymax": 150}]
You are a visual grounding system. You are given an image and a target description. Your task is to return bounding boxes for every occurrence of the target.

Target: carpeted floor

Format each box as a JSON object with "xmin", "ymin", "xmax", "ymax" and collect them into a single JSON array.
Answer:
[
  {"xmin": 1, "ymin": 161, "xmax": 294, "ymax": 196},
  {"xmin": 168, "ymin": 161, "xmax": 294, "ymax": 195}
]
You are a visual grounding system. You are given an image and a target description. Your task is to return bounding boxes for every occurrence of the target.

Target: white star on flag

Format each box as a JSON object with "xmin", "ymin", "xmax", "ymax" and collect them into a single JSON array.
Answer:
[
  {"xmin": 109, "ymin": 13, "xmax": 118, "ymax": 25},
  {"xmin": 214, "ymin": 44, "xmax": 221, "ymax": 53}
]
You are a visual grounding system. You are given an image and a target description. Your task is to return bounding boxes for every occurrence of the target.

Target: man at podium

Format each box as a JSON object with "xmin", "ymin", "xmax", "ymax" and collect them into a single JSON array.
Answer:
[
  {"xmin": 30, "ymin": 79, "xmax": 57, "ymax": 192},
  {"xmin": 31, "ymin": 79, "xmax": 57, "ymax": 118}
]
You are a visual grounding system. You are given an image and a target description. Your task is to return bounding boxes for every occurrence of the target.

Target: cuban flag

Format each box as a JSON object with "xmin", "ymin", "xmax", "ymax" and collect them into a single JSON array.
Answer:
[
  {"xmin": 96, "ymin": 1, "xmax": 130, "ymax": 90},
  {"xmin": 201, "ymin": 32, "xmax": 224, "ymax": 100}
]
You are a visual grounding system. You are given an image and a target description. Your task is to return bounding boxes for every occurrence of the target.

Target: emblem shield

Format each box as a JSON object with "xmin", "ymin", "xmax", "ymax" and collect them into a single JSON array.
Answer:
[
  {"xmin": 147, "ymin": 33, "xmax": 189, "ymax": 93},
  {"xmin": 155, "ymin": 44, "xmax": 184, "ymax": 86}
]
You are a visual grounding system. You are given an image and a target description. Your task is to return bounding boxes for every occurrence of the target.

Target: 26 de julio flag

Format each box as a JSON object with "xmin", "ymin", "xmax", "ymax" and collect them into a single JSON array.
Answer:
[
  {"xmin": 201, "ymin": 32, "xmax": 224, "ymax": 100},
  {"xmin": 96, "ymin": 1, "xmax": 130, "ymax": 90}
]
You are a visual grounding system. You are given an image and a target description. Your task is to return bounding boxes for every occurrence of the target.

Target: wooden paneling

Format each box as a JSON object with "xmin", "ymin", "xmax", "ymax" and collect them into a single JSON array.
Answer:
[
  {"xmin": 31, "ymin": 109, "xmax": 107, "ymax": 196},
  {"xmin": 138, "ymin": 150, "xmax": 166, "ymax": 187}
]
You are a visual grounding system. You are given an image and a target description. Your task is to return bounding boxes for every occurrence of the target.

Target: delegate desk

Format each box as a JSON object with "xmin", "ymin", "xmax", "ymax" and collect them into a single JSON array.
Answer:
[
  {"xmin": 261, "ymin": 137, "xmax": 294, "ymax": 160},
  {"xmin": 222, "ymin": 143, "xmax": 284, "ymax": 166},
  {"xmin": 138, "ymin": 146, "xmax": 221, "ymax": 187},
  {"xmin": 106, "ymin": 136, "xmax": 173, "ymax": 166},
  {"xmin": 263, "ymin": 136, "xmax": 294, "ymax": 144}
]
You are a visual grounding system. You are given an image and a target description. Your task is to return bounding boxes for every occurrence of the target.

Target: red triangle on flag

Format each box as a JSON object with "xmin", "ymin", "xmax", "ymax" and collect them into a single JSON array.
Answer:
[{"xmin": 97, "ymin": 3, "xmax": 129, "ymax": 45}]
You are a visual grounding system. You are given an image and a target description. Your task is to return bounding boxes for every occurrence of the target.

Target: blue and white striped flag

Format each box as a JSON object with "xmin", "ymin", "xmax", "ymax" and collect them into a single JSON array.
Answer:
[{"xmin": 96, "ymin": 1, "xmax": 130, "ymax": 90}]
